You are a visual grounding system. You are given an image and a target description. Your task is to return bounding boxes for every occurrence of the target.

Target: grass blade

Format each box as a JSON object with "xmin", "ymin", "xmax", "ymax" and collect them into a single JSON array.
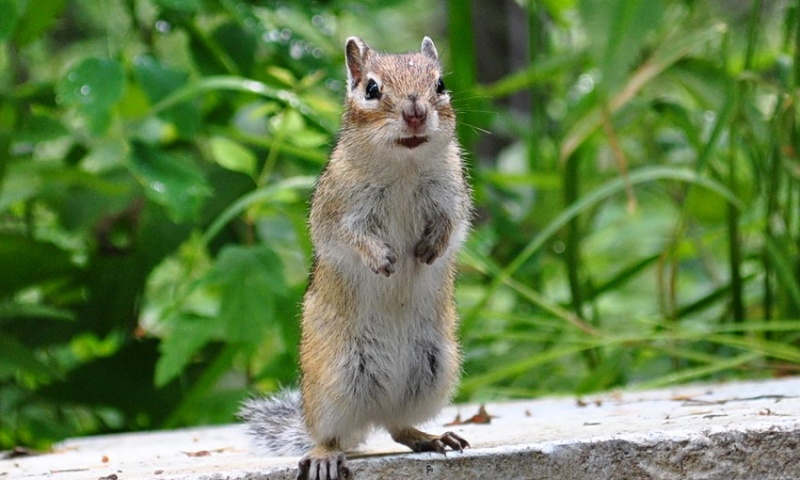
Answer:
[
  {"xmin": 462, "ymin": 166, "xmax": 744, "ymax": 332},
  {"xmin": 560, "ymin": 22, "xmax": 727, "ymax": 161}
]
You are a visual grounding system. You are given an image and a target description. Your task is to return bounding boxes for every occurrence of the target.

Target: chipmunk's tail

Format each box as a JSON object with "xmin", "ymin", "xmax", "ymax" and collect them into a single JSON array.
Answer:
[{"xmin": 238, "ymin": 389, "xmax": 311, "ymax": 456}]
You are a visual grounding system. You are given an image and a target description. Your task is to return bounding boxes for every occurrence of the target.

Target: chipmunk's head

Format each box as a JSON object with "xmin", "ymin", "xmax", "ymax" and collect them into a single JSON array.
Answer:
[{"xmin": 342, "ymin": 36, "xmax": 456, "ymax": 152}]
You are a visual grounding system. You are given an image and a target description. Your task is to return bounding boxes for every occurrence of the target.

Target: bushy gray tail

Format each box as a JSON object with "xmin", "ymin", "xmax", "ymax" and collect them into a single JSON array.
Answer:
[{"xmin": 238, "ymin": 389, "xmax": 312, "ymax": 456}]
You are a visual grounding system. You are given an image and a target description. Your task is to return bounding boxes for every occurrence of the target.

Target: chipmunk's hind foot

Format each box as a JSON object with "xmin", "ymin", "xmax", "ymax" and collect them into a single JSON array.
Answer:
[{"xmin": 297, "ymin": 449, "xmax": 350, "ymax": 480}]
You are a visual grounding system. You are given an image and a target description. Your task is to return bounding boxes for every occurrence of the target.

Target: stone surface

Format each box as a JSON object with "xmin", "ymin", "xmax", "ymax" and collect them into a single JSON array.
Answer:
[{"xmin": 4, "ymin": 377, "xmax": 799, "ymax": 479}]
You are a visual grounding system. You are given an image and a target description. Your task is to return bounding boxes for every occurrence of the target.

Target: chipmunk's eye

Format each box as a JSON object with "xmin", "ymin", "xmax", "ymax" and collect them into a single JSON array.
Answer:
[
  {"xmin": 436, "ymin": 78, "xmax": 445, "ymax": 95},
  {"xmin": 365, "ymin": 78, "xmax": 381, "ymax": 100}
]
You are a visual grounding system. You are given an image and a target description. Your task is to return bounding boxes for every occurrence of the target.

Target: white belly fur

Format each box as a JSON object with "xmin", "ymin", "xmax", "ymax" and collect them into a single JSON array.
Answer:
[{"xmin": 313, "ymin": 212, "xmax": 467, "ymax": 444}]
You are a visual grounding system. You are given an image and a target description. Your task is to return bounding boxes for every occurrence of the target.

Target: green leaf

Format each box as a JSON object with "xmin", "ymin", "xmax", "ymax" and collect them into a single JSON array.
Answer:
[
  {"xmin": 461, "ymin": 166, "xmax": 744, "ymax": 333},
  {"xmin": 543, "ymin": 0, "xmax": 576, "ymax": 23},
  {"xmin": 209, "ymin": 136, "xmax": 257, "ymax": 176},
  {"xmin": 0, "ymin": 336, "xmax": 57, "ymax": 382},
  {"xmin": 128, "ymin": 141, "xmax": 212, "ymax": 222},
  {"xmin": 0, "ymin": 235, "xmax": 74, "ymax": 295},
  {"xmin": 154, "ymin": 0, "xmax": 200, "ymax": 13},
  {"xmin": 19, "ymin": 111, "xmax": 69, "ymax": 143},
  {"xmin": 133, "ymin": 56, "xmax": 188, "ymax": 104},
  {"xmin": 0, "ymin": 302, "xmax": 75, "ymax": 322},
  {"xmin": 200, "ymin": 176, "xmax": 316, "ymax": 247},
  {"xmin": 579, "ymin": 0, "xmax": 666, "ymax": 92},
  {"xmin": 133, "ymin": 55, "xmax": 201, "ymax": 137},
  {"xmin": 559, "ymin": 21, "xmax": 727, "ymax": 161},
  {"xmin": 148, "ymin": 76, "xmax": 332, "ymax": 133},
  {"xmin": 0, "ymin": 159, "xmax": 44, "ymax": 210},
  {"xmin": 38, "ymin": 339, "xmax": 184, "ymax": 423},
  {"xmin": 12, "ymin": 0, "xmax": 65, "ymax": 46},
  {"xmin": 651, "ymin": 99, "xmax": 703, "ymax": 151},
  {"xmin": 274, "ymin": 109, "xmax": 327, "ymax": 148},
  {"xmin": 667, "ymin": 58, "xmax": 734, "ymax": 111},
  {"xmin": 155, "ymin": 314, "xmax": 221, "ymax": 387},
  {"xmin": 684, "ymin": 187, "xmax": 728, "ymax": 223},
  {"xmin": 57, "ymin": 58, "xmax": 126, "ymax": 113},
  {"xmin": 460, "ymin": 343, "xmax": 593, "ymax": 395},
  {"xmin": 590, "ymin": 253, "xmax": 661, "ymax": 300},
  {"xmin": 213, "ymin": 23, "xmax": 257, "ymax": 74},
  {"xmin": 635, "ymin": 352, "xmax": 761, "ymax": 389},
  {"xmin": 476, "ymin": 52, "xmax": 583, "ymax": 98},
  {"xmin": 210, "ymin": 244, "xmax": 287, "ymax": 344},
  {"xmin": 0, "ymin": 0, "xmax": 19, "ymax": 41},
  {"xmin": 765, "ymin": 237, "xmax": 800, "ymax": 313},
  {"xmin": 56, "ymin": 57, "xmax": 125, "ymax": 134}
]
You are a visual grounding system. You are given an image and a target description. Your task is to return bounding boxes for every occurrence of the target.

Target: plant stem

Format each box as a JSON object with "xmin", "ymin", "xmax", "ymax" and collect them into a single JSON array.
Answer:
[
  {"xmin": 795, "ymin": 0, "xmax": 800, "ymax": 86},
  {"xmin": 257, "ymin": 109, "xmax": 291, "ymax": 187},
  {"xmin": 726, "ymin": 0, "xmax": 764, "ymax": 325},
  {"xmin": 564, "ymin": 153, "xmax": 584, "ymax": 320},
  {"xmin": 727, "ymin": 132, "xmax": 744, "ymax": 324},
  {"xmin": 446, "ymin": 0, "xmax": 479, "ymax": 153},
  {"xmin": 763, "ymin": 96, "xmax": 786, "ymax": 323},
  {"xmin": 601, "ymin": 104, "xmax": 636, "ymax": 212},
  {"xmin": 564, "ymin": 150, "xmax": 599, "ymax": 368},
  {"xmin": 528, "ymin": 0, "xmax": 549, "ymax": 171}
]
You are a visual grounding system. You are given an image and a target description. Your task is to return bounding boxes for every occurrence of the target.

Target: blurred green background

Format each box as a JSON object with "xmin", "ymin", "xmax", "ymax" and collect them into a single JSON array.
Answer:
[{"xmin": 2, "ymin": 0, "xmax": 799, "ymax": 449}]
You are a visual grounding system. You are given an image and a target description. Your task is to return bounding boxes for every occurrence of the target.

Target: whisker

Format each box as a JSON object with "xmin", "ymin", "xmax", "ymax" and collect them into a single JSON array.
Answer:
[{"xmin": 459, "ymin": 122, "xmax": 492, "ymax": 135}]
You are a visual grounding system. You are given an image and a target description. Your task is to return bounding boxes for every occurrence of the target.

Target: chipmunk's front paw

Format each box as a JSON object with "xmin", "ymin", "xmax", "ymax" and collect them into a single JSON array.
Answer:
[
  {"xmin": 414, "ymin": 224, "xmax": 450, "ymax": 265},
  {"xmin": 297, "ymin": 451, "xmax": 351, "ymax": 480},
  {"xmin": 365, "ymin": 243, "xmax": 397, "ymax": 277},
  {"xmin": 414, "ymin": 237, "xmax": 445, "ymax": 265}
]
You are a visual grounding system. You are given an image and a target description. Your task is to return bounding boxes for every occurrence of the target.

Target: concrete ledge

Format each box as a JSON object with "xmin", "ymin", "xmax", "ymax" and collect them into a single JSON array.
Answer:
[{"xmin": 4, "ymin": 377, "xmax": 799, "ymax": 479}]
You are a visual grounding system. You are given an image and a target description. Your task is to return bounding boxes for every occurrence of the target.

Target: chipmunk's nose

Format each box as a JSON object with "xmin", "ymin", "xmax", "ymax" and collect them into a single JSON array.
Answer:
[{"xmin": 402, "ymin": 95, "xmax": 427, "ymax": 129}]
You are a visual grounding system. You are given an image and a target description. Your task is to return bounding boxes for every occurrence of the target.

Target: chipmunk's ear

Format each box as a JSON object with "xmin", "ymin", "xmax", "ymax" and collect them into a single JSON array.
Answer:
[
  {"xmin": 421, "ymin": 36, "xmax": 438, "ymax": 61},
  {"xmin": 345, "ymin": 37, "xmax": 370, "ymax": 89}
]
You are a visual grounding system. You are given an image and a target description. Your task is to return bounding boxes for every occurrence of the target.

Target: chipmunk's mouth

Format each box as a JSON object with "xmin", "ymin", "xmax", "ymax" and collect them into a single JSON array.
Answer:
[{"xmin": 396, "ymin": 136, "xmax": 428, "ymax": 149}]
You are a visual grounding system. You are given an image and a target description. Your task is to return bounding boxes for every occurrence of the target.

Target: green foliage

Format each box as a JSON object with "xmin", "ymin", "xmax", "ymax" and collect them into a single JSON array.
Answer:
[
  {"xmin": 0, "ymin": 0, "xmax": 346, "ymax": 448},
  {"xmin": 458, "ymin": 0, "xmax": 800, "ymax": 400},
  {"xmin": 58, "ymin": 57, "xmax": 126, "ymax": 133},
  {"xmin": 1, "ymin": 0, "xmax": 799, "ymax": 450}
]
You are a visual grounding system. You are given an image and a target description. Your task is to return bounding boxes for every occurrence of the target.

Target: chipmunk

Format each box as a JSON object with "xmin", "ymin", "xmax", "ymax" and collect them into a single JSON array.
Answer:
[{"xmin": 239, "ymin": 36, "xmax": 473, "ymax": 480}]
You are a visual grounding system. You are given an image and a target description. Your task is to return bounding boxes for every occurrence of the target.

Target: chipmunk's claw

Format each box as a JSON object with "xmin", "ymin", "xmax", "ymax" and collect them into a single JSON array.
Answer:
[{"xmin": 297, "ymin": 451, "xmax": 351, "ymax": 480}]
